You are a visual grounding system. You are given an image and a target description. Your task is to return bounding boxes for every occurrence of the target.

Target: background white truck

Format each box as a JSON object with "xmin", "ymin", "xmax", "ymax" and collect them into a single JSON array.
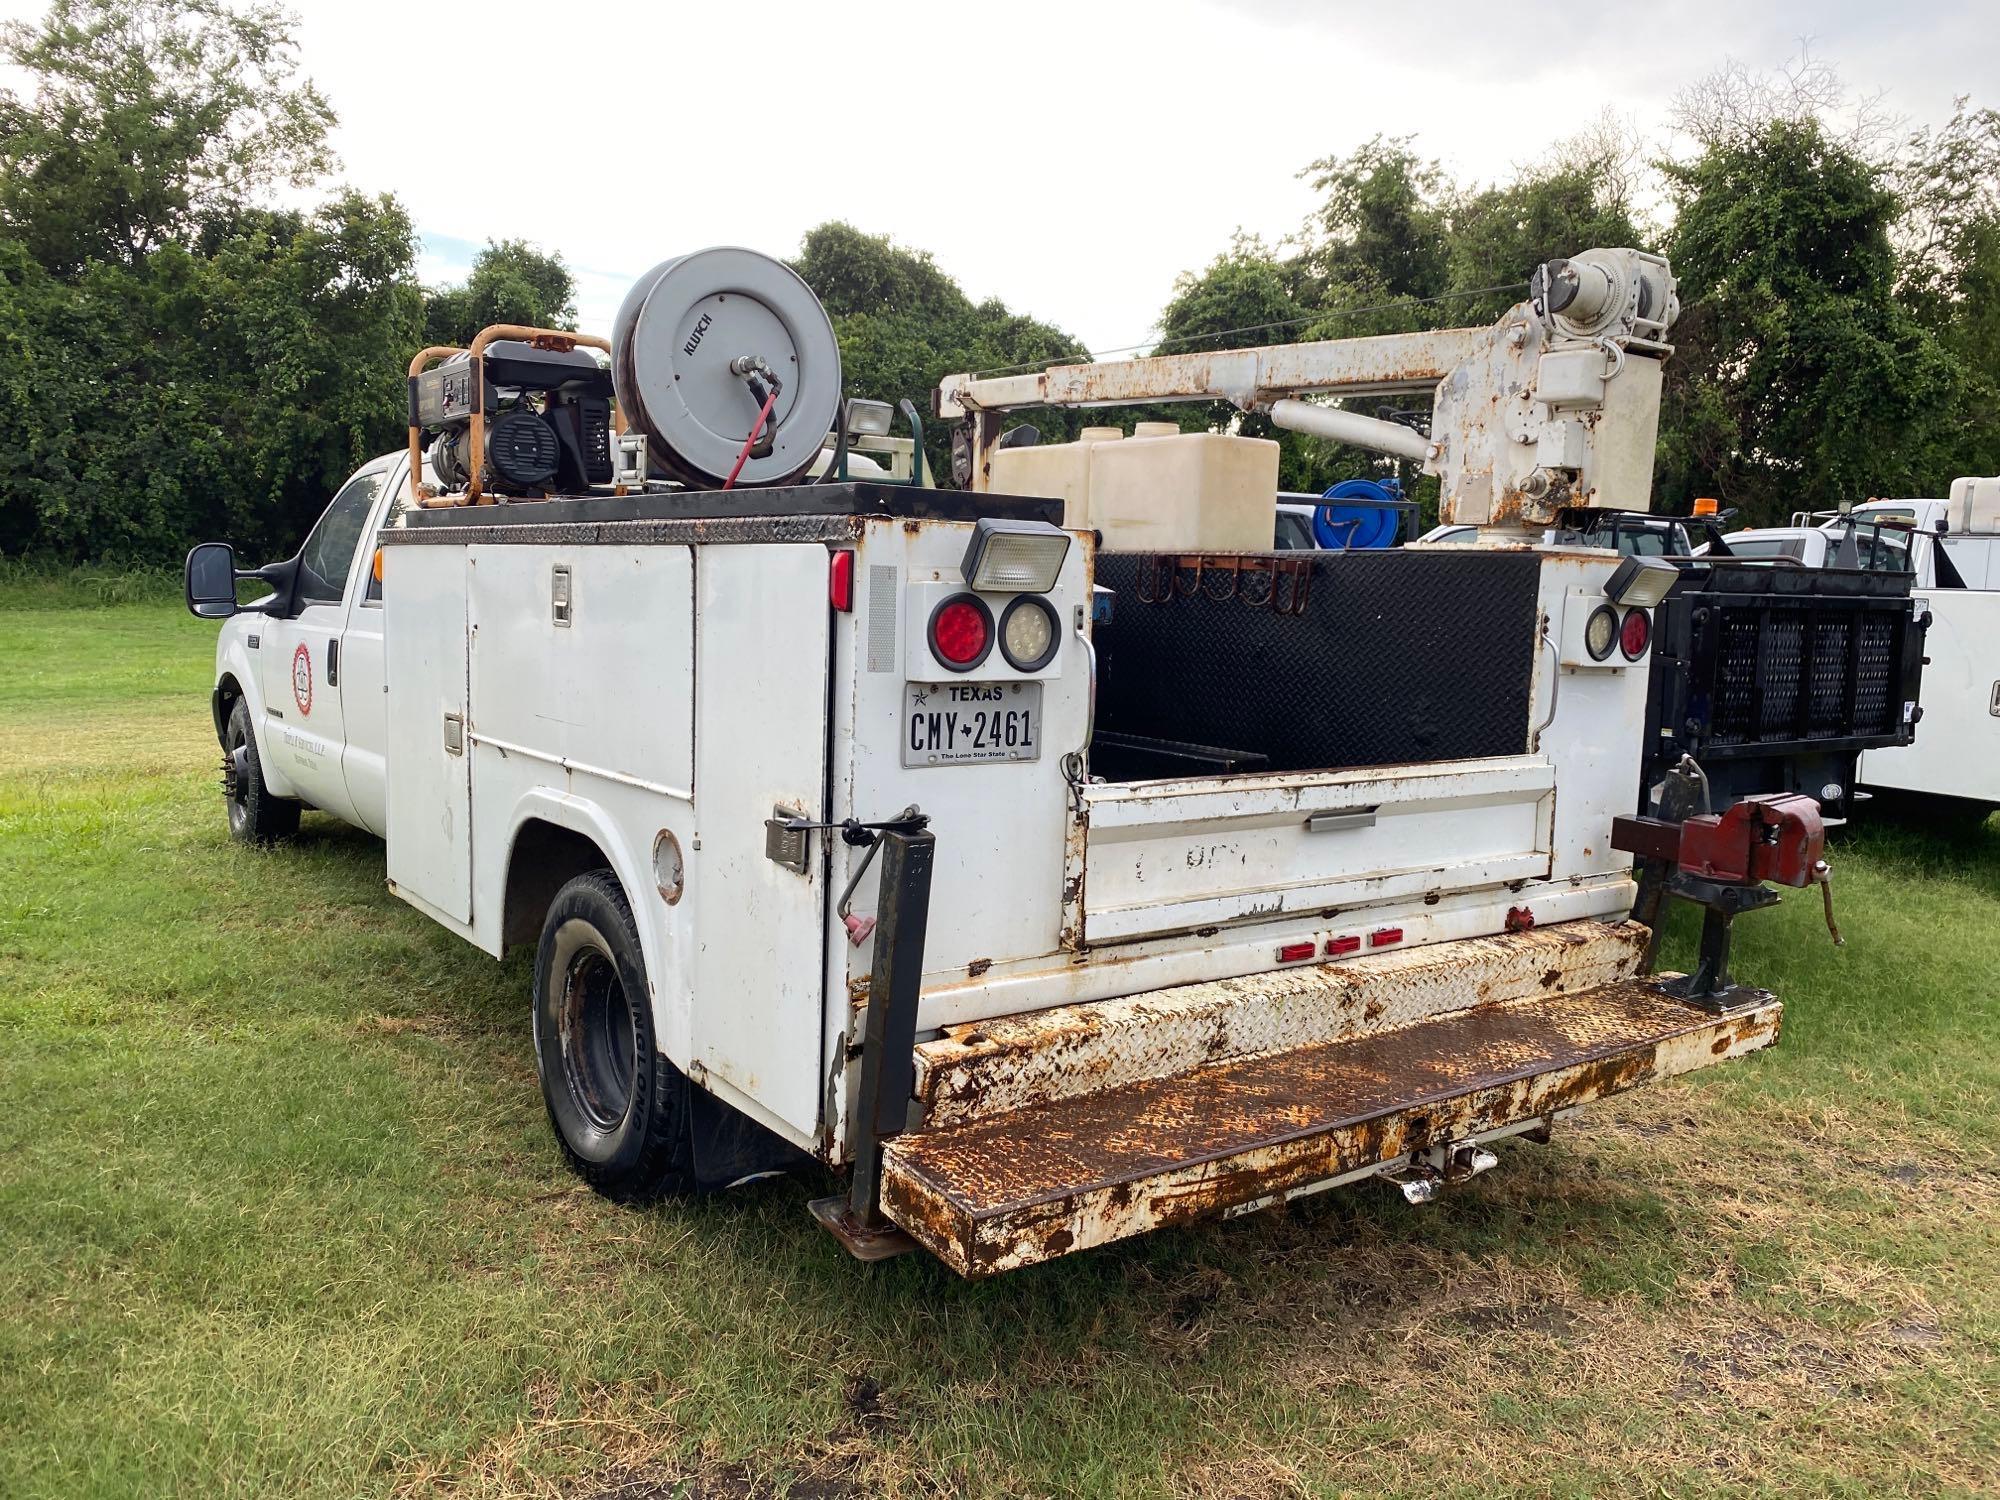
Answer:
[
  {"xmin": 184, "ymin": 244, "xmax": 1820, "ymax": 1276},
  {"xmin": 1726, "ymin": 483, "xmax": 2000, "ymax": 817}
]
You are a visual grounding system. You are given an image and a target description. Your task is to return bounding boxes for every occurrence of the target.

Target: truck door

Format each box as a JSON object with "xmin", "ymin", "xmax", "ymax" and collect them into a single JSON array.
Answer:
[
  {"xmin": 260, "ymin": 460, "xmax": 393, "ymax": 826},
  {"xmin": 333, "ymin": 461, "xmax": 416, "ymax": 836}
]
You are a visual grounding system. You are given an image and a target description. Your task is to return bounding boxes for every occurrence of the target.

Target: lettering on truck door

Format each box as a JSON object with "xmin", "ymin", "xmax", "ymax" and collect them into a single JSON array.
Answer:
[{"xmin": 260, "ymin": 460, "xmax": 390, "ymax": 826}]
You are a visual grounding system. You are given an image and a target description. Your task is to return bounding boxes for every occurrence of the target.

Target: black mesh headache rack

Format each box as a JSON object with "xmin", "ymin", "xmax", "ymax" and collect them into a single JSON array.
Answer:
[
  {"xmin": 1643, "ymin": 559, "xmax": 1926, "ymax": 816},
  {"xmin": 1091, "ymin": 549, "xmax": 1543, "ymax": 781}
]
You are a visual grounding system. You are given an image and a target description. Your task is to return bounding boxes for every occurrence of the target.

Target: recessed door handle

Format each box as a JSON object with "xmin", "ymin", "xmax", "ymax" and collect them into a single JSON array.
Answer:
[
  {"xmin": 326, "ymin": 638, "xmax": 339, "ymax": 687},
  {"xmin": 1306, "ymin": 808, "xmax": 1377, "ymax": 833}
]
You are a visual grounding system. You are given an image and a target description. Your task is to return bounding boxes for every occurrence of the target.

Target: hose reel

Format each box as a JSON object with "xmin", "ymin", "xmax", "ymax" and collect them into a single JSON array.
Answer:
[{"xmin": 612, "ymin": 246, "xmax": 843, "ymax": 489}]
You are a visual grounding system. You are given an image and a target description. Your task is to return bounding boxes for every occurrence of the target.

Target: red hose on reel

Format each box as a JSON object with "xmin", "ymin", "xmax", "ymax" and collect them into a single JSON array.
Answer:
[{"xmin": 722, "ymin": 388, "xmax": 780, "ymax": 491}]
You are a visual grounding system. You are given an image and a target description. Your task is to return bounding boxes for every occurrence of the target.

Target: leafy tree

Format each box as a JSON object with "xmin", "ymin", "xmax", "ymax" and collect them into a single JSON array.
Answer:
[
  {"xmin": 792, "ymin": 222, "xmax": 1091, "ymax": 480},
  {"xmin": 0, "ymin": 0, "xmax": 419, "ymax": 564},
  {"xmin": 1296, "ymin": 135, "xmax": 1451, "ymax": 304},
  {"xmin": 0, "ymin": 193, "xmax": 421, "ymax": 562},
  {"xmin": 422, "ymin": 239, "xmax": 577, "ymax": 348},
  {"xmin": 1657, "ymin": 117, "xmax": 1960, "ymax": 522},
  {"xmin": 0, "ymin": 0, "xmax": 334, "ymax": 276},
  {"xmin": 1896, "ymin": 100, "xmax": 2000, "ymax": 479}
]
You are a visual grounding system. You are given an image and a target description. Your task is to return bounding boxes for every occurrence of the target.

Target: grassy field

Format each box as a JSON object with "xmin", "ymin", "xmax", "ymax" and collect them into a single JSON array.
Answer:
[{"xmin": 2, "ymin": 585, "xmax": 1996, "ymax": 1499}]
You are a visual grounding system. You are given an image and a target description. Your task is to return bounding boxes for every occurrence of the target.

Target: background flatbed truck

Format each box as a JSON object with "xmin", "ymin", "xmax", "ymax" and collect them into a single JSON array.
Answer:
[
  {"xmin": 184, "ymin": 244, "xmax": 1828, "ymax": 1275},
  {"xmin": 1725, "ymin": 488, "xmax": 2000, "ymax": 818}
]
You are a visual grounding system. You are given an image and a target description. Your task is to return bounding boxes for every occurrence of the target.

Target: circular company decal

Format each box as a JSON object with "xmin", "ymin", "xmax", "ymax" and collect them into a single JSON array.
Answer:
[{"xmin": 292, "ymin": 642, "xmax": 313, "ymax": 717}]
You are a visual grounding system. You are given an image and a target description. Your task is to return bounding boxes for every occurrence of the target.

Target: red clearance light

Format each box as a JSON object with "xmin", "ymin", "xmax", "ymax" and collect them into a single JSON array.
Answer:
[
  {"xmin": 1278, "ymin": 941, "xmax": 1316, "ymax": 962},
  {"xmin": 1326, "ymin": 934, "xmax": 1362, "ymax": 956},
  {"xmin": 1368, "ymin": 926, "xmax": 1403, "ymax": 947},
  {"xmin": 928, "ymin": 594, "xmax": 993, "ymax": 671},
  {"xmin": 1619, "ymin": 606, "xmax": 1651, "ymax": 660},
  {"xmin": 829, "ymin": 550, "xmax": 854, "ymax": 612}
]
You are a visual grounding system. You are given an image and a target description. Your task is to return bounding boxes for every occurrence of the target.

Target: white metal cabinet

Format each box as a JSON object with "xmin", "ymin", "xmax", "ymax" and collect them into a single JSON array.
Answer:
[
  {"xmin": 1860, "ymin": 588, "xmax": 2000, "ymax": 804},
  {"xmin": 690, "ymin": 544, "xmax": 831, "ymax": 1141}
]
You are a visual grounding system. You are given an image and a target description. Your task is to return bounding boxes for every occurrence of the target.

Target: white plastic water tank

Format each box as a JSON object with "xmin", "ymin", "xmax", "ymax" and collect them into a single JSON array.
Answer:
[
  {"xmin": 989, "ymin": 425, "xmax": 1279, "ymax": 552},
  {"xmin": 989, "ymin": 427, "xmax": 1121, "ymax": 531},
  {"xmin": 1951, "ymin": 475, "xmax": 2000, "ymax": 534}
]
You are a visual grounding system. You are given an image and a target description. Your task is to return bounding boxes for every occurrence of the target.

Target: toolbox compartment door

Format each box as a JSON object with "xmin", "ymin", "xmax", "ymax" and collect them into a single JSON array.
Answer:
[
  {"xmin": 1074, "ymin": 754, "xmax": 1554, "ymax": 946},
  {"xmin": 689, "ymin": 544, "xmax": 832, "ymax": 1140}
]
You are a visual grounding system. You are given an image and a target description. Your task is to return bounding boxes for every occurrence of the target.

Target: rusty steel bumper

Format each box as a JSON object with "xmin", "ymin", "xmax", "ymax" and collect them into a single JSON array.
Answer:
[{"xmin": 876, "ymin": 921, "xmax": 1779, "ymax": 1276}]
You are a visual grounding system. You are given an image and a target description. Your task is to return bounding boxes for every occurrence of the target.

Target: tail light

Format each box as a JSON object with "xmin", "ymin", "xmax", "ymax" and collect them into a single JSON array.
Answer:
[
  {"xmin": 1619, "ymin": 607, "xmax": 1651, "ymax": 660},
  {"xmin": 828, "ymin": 549, "xmax": 854, "ymax": 612},
  {"xmin": 927, "ymin": 593, "xmax": 993, "ymax": 671},
  {"xmin": 1584, "ymin": 603, "xmax": 1619, "ymax": 661},
  {"xmin": 997, "ymin": 594, "xmax": 1060, "ymax": 671}
]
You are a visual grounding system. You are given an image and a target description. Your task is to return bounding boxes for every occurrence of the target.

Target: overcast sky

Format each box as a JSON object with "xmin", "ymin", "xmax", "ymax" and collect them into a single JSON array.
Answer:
[{"xmin": 6, "ymin": 0, "xmax": 1997, "ymax": 354}]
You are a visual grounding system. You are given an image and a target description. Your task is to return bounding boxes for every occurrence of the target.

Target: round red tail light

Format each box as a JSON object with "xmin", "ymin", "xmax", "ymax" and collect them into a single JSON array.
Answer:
[
  {"xmin": 1619, "ymin": 607, "xmax": 1651, "ymax": 660},
  {"xmin": 928, "ymin": 594, "xmax": 993, "ymax": 671}
]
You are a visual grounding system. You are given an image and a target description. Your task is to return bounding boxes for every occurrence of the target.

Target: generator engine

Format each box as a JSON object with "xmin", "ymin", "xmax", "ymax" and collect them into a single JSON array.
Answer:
[{"xmin": 410, "ymin": 339, "xmax": 614, "ymax": 497}]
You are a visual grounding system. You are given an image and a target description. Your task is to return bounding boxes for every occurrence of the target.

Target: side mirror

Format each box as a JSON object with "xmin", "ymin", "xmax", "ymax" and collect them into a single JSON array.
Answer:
[{"xmin": 185, "ymin": 542, "xmax": 240, "ymax": 618}]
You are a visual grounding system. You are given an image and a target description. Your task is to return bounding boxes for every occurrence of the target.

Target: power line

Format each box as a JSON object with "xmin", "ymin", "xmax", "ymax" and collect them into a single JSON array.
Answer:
[{"xmin": 967, "ymin": 281, "xmax": 1527, "ymax": 381}]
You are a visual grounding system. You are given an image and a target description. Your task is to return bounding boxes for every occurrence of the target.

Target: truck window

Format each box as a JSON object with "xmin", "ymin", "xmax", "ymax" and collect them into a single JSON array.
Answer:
[
  {"xmin": 1857, "ymin": 533, "xmax": 1912, "ymax": 572},
  {"xmin": 1725, "ymin": 537, "xmax": 1806, "ymax": 561},
  {"xmin": 1616, "ymin": 529, "xmax": 1676, "ymax": 557},
  {"xmin": 1273, "ymin": 511, "xmax": 1316, "ymax": 550},
  {"xmin": 361, "ymin": 471, "xmax": 417, "ymax": 605},
  {"xmin": 297, "ymin": 469, "xmax": 387, "ymax": 604}
]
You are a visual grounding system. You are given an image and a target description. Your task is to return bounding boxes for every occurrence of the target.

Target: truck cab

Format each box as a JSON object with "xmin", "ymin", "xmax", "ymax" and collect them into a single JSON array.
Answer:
[{"xmin": 192, "ymin": 454, "xmax": 419, "ymax": 840}]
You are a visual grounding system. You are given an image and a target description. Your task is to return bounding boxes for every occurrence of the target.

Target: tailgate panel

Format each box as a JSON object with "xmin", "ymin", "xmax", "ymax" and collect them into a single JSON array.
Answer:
[
  {"xmin": 882, "ymin": 982, "xmax": 1779, "ymax": 1277},
  {"xmin": 1077, "ymin": 755, "xmax": 1554, "ymax": 945}
]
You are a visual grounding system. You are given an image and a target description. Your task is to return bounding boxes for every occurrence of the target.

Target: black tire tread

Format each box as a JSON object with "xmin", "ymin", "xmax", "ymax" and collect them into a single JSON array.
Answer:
[
  {"xmin": 226, "ymin": 698, "xmax": 301, "ymax": 844},
  {"xmin": 535, "ymin": 870, "xmax": 694, "ymax": 1202}
]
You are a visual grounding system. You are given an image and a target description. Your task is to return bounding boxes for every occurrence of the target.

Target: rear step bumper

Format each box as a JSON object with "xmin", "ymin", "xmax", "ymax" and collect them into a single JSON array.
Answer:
[{"xmin": 880, "ymin": 981, "xmax": 1779, "ymax": 1276}]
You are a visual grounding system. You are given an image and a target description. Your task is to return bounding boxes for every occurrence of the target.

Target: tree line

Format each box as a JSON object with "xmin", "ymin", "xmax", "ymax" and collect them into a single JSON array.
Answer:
[{"xmin": 1, "ymin": 2, "xmax": 1994, "ymax": 566}]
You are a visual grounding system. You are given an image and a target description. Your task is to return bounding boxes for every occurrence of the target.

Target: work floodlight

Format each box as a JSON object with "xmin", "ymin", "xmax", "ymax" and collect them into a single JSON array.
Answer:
[
  {"xmin": 1604, "ymin": 554, "xmax": 1677, "ymax": 609},
  {"xmin": 962, "ymin": 517, "xmax": 1070, "ymax": 594},
  {"xmin": 846, "ymin": 399, "xmax": 895, "ymax": 437}
]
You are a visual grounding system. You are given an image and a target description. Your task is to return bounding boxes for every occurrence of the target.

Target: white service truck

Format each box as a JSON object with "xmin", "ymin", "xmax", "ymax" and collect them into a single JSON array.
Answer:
[
  {"xmin": 184, "ymin": 245, "xmax": 1822, "ymax": 1276},
  {"xmin": 1726, "ymin": 485, "xmax": 2000, "ymax": 817}
]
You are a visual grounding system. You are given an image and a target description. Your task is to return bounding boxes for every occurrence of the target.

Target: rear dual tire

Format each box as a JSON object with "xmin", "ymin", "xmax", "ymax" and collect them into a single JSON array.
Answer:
[{"xmin": 532, "ymin": 871, "xmax": 695, "ymax": 1200}]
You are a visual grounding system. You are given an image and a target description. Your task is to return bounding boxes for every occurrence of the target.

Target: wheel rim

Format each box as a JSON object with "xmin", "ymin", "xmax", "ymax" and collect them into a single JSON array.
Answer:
[
  {"xmin": 557, "ymin": 938, "xmax": 637, "ymax": 1131},
  {"xmin": 224, "ymin": 722, "xmax": 250, "ymax": 834}
]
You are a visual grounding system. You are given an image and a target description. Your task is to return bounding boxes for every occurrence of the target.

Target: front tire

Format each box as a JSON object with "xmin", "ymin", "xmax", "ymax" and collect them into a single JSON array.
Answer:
[
  {"xmin": 222, "ymin": 697, "xmax": 301, "ymax": 844},
  {"xmin": 532, "ymin": 870, "xmax": 694, "ymax": 1201}
]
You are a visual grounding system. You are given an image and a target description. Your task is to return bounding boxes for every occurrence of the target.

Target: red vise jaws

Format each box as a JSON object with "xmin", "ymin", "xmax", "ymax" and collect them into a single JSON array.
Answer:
[{"xmin": 1675, "ymin": 793, "xmax": 1826, "ymax": 888}]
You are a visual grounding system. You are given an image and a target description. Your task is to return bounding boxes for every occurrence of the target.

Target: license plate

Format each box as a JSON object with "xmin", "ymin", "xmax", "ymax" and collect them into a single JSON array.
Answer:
[{"xmin": 902, "ymin": 682, "xmax": 1043, "ymax": 767}]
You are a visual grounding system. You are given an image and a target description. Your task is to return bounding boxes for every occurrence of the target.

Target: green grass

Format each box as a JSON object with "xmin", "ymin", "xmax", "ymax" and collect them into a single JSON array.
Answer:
[{"xmin": 2, "ymin": 588, "xmax": 1996, "ymax": 1498}]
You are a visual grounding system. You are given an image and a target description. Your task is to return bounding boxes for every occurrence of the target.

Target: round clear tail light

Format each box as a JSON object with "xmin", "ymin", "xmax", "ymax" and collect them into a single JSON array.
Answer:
[
  {"xmin": 927, "ymin": 594, "xmax": 993, "ymax": 671},
  {"xmin": 1619, "ymin": 607, "xmax": 1652, "ymax": 660},
  {"xmin": 998, "ymin": 595, "xmax": 1060, "ymax": 671},
  {"xmin": 1584, "ymin": 604, "xmax": 1620, "ymax": 661}
]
